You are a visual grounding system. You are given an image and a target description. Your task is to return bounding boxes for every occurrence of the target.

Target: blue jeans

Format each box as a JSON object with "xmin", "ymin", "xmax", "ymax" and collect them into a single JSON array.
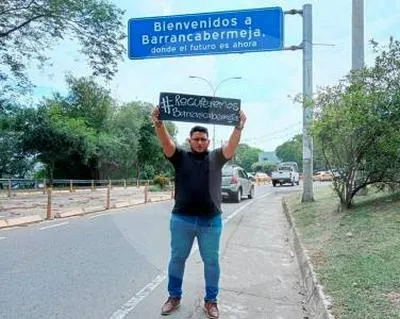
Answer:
[{"xmin": 168, "ymin": 214, "xmax": 222, "ymax": 302}]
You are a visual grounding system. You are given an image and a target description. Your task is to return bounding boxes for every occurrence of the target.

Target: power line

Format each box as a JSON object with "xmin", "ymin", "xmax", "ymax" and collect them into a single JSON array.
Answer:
[{"xmin": 241, "ymin": 121, "xmax": 302, "ymax": 143}]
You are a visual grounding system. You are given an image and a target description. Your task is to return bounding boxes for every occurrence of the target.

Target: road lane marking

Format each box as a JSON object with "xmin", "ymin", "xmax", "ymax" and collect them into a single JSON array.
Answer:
[
  {"xmin": 109, "ymin": 191, "xmax": 272, "ymax": 319},
  {"xmin": 223, "ymin": 200, "xmax": 254, "ymax": 223},
  {"xmin": 109, "ymin": 272, "xmax": 166, "ymax": 319},
  {"xmin": 39, "ymin": 222, "xmax": 69, "ymax": 230}
]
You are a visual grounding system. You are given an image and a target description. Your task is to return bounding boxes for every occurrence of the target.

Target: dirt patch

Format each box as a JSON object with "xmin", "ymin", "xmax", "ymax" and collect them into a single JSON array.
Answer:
[
  {"xmin": 385, "ymin": 292, "xmax": 400, "ymax": 304},
  {"xmin": 308, "ymin": 247, "xmax": 328, "ymax": 267}
]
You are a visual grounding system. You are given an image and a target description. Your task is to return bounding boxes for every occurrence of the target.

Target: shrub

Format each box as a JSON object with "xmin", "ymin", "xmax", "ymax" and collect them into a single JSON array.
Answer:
[{"xmin": 153, "ymin": 175, "xmax": 170, "ymax": 189}]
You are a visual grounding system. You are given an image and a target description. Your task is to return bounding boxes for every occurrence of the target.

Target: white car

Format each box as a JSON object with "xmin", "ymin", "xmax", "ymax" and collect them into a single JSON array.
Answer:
[
  {"xmin": 221, "ymin": 165, "xmax": 255, "ymax": 202},
  {"xmin": 271, "ymin": 162, "xmax": 300, "ymax": 187}
]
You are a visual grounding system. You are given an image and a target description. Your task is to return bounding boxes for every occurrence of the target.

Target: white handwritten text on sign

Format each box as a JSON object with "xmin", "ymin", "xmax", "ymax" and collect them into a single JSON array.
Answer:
[{"xmin": 159, "ymin": 92, "xmax": 240, "ymax": 126}]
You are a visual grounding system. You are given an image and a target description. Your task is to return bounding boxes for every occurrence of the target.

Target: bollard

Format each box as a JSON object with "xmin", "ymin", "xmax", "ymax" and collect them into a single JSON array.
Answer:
[
  {"xmin": 91, "ymin": 180, "xmax": 95, "ymax": 191},
  {"xmin": 106, "ymin": 184, "xmax": 111, "ymax": 209},
  {"xmin": 43, "ymin": 179, "xmax": 47, "ymax": 194},
  {"xmin": 7, "ymin": 179, "xmax": 11, "ymax": 198},
  {"xmin": 124, "ymin": 179, "xmax": 127, "ymax": 189},
  {"xmin": 69, "ymin": 180, "xmax": 73, "ymax": 192},
  {"xmin": 46, "ymin": 188, "xmax": 53, "ymax": 220},
  {"xmin": 144, "ymin": 184, "xmax": 148, "ymax": 203}
]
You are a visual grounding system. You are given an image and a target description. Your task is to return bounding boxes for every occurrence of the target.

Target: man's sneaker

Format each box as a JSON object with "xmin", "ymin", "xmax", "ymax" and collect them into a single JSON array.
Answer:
[
  {"xmin": 161, "ymin": 297, "xmax": 181, "ymax": 315},
  {"xmin": 204, "ymin": 301, "xmax": 219, "ymax": 319}
]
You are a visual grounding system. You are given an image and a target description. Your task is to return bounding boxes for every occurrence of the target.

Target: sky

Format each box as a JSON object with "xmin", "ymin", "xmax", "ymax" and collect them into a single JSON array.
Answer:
[{"xmin": 30, "ymin": 0, "xmax": 400, "ymax": 152}]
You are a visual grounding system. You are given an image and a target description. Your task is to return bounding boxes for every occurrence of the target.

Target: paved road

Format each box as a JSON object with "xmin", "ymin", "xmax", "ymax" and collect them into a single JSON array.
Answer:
[{"xmin": 0, "ymin": 184, "xmax": 305, "ymax": 319}]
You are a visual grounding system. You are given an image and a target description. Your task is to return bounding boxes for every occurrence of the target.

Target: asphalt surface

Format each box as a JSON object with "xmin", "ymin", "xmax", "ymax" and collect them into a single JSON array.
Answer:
[{"xmin": 0, "ymin": 184, "xmax": 306, "ymax": 319}]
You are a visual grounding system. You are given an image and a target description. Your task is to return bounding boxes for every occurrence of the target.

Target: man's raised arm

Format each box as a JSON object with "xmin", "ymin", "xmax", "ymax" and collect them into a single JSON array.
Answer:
[
  {"xmin": 222, "ymin": 110, "xmax": 247, "ymax": 160},
  {"xmin": 151, "ymin": 106, "xmax": 176, "ymax": 158}
]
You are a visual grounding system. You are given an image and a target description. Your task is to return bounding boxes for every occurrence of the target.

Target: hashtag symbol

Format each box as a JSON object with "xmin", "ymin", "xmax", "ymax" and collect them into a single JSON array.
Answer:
[{"xmin": 160, "ymin": 96, "xmax": 171, "ymax": 114}]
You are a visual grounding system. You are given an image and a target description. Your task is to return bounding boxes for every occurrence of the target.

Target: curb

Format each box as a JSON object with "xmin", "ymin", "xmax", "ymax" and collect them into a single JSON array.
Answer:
[
  {"xmin": 282, "ymin": 198, "xmax": 335, "ymax": 319},
  {"xmin": 83, "ymin": 205, "xmax": 106, "ymax": 214},
  {"xmin": 149, "ymin": 196, "xmax": 171, "ymax": 202},
  {"xmin": 113, "ymin": 201, "xmax": 131, "ymax": 208},
  {"xmin": 0, "ymin": 215, "xmax": 43, "ymax": 229},
  {"xmin": 56, "ymin": 209, "xmax": 85, "ymax": 218}
]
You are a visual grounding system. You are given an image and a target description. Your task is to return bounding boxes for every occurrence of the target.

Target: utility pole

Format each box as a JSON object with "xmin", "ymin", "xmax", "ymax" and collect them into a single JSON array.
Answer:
[
  {"xmin": 301, "ymin": 4, "xmax": 314, "ymax": 202},
  {"xmin": 352, "ymin": 0, "xmax": 367, "ymax": 195},
  {"xmin": 284, "ymin": 4, "xmax": 314, "ymax": 202},
  {"xmin": 352, "ymin": 0, "xmax": 364, "ymax": 70}
]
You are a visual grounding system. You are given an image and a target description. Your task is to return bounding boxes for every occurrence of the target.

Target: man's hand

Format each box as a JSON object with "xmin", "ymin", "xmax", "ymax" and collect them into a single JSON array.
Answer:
[
  {"xmin": 151, "ymin": 105, "xmax": 176, "ymax": 157},
  {"xmin": 222, "ymin": 110, "xmax": 247, "ymax": 160},
  {"xmin": 151, "ymin": 106, "xmax": 163, "ymax": 127},
  {"xmin": 235, "ymin": 110, "xmax": 247, "ymax": 130}
]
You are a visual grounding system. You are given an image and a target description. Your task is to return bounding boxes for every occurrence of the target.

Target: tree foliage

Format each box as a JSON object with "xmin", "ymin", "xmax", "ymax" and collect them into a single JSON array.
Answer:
[
  {"xmin": 0, "ymin": 0, "xmax": 125, "ymax": 96},
  {"xmin": 275, "ymin": 135, "xmax": 303, "ymax": 170},
  {"xmin": 19, "ymin": 100, "xmax": 97, "ymax": 179},
  {"xmin": 232, "ymin": 143, "xmax": 263, "ymax": 172},
  {"xmin": 251, "ymin": 161, "xmax": 277, "ymax": 175},
  {"xmin": 275, "ymin": 134, "xmax": 325, "ymax": 172},
  {"xmin": 312, "ymin": 39, "xmax": 400, "ymax": 208},
  {"xmin": 0, "ymin": 101, "xmax": 34, "ymax": 177},
  {"xmin": 4, "ymin": 76, "xmax": 178, "ymax": 180}
]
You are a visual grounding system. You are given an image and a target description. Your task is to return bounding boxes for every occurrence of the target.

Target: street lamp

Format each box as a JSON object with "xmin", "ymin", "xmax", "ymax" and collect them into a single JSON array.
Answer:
[{"xmin": 188, "ymin": 75, "xmax": 242, "ymax": 149}]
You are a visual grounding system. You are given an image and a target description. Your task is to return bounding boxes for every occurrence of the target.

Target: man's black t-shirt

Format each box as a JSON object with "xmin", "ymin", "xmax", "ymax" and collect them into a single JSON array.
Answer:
[{"xmin": 167, "ymin": 147, "xmax": 229, "ymax": 217}]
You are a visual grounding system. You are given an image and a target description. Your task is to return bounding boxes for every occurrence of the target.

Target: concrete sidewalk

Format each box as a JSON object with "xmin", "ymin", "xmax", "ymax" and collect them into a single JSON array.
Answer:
[{"xmin": 125, "ymin": 193, "xmax": 307, "ymax": 318}]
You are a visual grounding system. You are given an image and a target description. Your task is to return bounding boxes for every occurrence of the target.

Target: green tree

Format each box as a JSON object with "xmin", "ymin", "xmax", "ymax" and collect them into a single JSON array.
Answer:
[
  {"xmin": 233, "ymin": 143, "xmax": 263, "ymax": 172},
  {"xmin": 0, "ymin": 0, "xmax": 125, "ymax": 97},
  {"xmin": 60, "ymin": 76, "xmax": 117, "ymax": 178},
  {"xmin": 274, "ymin": 134, "xmax": 326, "ymax": 172},
  {"xmin": 18, "ymin": 76, "xmax": 116, "ymax": 179},
  {"xmin": 312, "ymin": 39, "xmax": 400, "ymax": 208},
  {"xmin": 261, "ymin": 161, "xmax": 277, "ymax": 176},
  {"xmin": 108, "ymin": 102, "xmax": 142, "ymax": 178},
  {"xmin": 20, "ymin": 101, "xmax": 97, "ymax": 179},
  {"xmin": 251, "ymin": 161, "xmax": 277, "ymax": 175},
  {"xmin": 275, "ymin": 135, "xmax": 303, "ymax": 170},
  {"xmin": 136, "ymin": 111, "xmax": 176, "ymax": 180},
  {"xmin": 108, "ymin": 101, "xmax": 177, "ymax": 180},
  {"xmin": 0, "ymin": 101, "xmax": 34, "ymax": 178},
  {"xmin": 64, "ymin": 76, "xmax": 113, "ymax": 132}
]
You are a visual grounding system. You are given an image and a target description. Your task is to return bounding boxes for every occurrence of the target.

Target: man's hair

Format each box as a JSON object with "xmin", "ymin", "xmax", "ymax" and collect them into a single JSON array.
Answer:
[{"xmin": 190, "ymin": 125, "xmax": 208, "ymax": 137}]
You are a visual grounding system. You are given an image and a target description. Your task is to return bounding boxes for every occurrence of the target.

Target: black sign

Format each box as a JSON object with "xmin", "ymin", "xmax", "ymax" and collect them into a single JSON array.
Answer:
[{"xmin": 159, "ymin": 92, "xmax": 240, "ymax": 126}]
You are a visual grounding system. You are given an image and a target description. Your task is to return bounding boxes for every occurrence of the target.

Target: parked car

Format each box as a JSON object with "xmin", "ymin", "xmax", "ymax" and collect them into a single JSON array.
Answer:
[
  {"xmin": 271, "ymin": 162, "xmax": 300, "ymax": 187},
  {"xmin": 221, "ymin": 165, "xmax": 254, "ymax": 202},
  {"xmin": 246, "ymin": 173, "xmax": 256, "ymax": 182},
  {"xmin": 313, "ymin": 171, "xmax": 333, "ymax": 182}
]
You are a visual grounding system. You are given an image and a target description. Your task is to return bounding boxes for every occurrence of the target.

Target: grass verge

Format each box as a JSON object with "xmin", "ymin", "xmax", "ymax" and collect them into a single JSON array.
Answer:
[{"xmin": 286, "ymin": 184, "xmax": 400, "ymax": 319}]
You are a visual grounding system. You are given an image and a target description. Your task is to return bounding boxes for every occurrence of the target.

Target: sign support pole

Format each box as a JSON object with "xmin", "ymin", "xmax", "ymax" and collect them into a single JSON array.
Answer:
[
  {"xmin": 285, "ymin": 4, "xmax": 314, "ymax": 202},
  {"xmin": 301, "ymin": 4, "xmax": 314, "ymax": 202}
]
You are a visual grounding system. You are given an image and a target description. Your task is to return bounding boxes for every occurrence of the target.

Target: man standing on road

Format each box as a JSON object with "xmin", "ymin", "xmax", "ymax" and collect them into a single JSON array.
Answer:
[{"xmin": 151, "ymin": 106, "xmax": 246, "ymax": 319}]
